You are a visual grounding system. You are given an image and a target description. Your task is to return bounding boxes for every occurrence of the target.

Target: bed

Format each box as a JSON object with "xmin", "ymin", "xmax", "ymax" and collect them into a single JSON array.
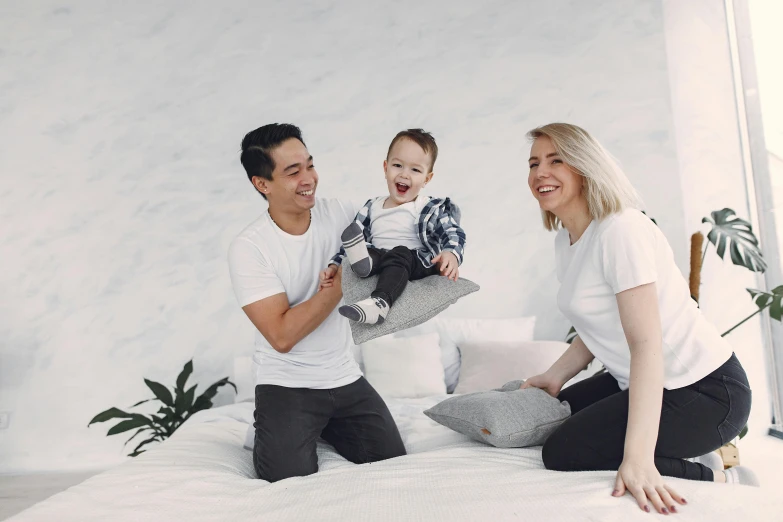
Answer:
[{"xmin": 9, "ymin": 395, "xmax": 781, "ymax": 521}]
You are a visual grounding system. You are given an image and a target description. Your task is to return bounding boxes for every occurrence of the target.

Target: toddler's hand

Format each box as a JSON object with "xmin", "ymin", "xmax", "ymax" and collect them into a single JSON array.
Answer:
[
  {"xmin": 432, "ymin": 251, "xmax": 459, "ymax": 281},
  {"xmin": 319, "ymin": 264, "xmax": 338, "ymax": 291}
]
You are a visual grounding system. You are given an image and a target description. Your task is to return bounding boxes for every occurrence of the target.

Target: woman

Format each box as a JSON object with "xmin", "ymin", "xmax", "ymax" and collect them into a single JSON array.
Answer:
[{"xmin": 522, "ymin": 123, "xmax": 756, "ymax": 514}]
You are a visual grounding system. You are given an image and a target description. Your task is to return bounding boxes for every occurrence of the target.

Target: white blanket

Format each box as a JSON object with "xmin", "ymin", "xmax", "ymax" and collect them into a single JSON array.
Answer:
[{"xmin": 10, "ymin": 397, "xmax": 781, "ymax": 521}]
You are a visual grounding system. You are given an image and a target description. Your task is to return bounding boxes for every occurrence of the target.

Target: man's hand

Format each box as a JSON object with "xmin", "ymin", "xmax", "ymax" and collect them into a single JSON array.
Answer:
[
  {"xmin": 432, "ymin": 251, "xmax": 459, "ymax": 281},
  {"xmin": 319, "ymin": 264, "xmax": 339, "ymax": 291},
  {"xmin": 243, "ymin": 265, "xmax": 344, "ymax": 353}
]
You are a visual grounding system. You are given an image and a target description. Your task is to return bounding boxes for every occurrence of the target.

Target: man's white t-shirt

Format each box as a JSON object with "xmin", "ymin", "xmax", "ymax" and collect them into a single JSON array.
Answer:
[
  {"xmin": 227, "ymin": 198, "xmax": 362, "ymax": 389},
  {"xmin": 369, "ymin": 198, "xmax": 424, "ymax": 251},
  {"xmin": 556, "ymin": 208, "xmax": 732, "ymax": 390}
]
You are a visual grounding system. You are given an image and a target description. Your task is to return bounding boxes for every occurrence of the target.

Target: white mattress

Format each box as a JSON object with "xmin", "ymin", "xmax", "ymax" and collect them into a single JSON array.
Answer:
[{"xmin": 10, "ymin": 396, "xmax": 781, "ymax": 521}]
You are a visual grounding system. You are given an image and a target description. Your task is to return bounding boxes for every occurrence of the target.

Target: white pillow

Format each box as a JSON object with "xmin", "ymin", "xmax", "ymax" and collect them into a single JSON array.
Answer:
[
  {"xmin": 396, "ymin": 316, "xmax": 537, "ymax": 393},
  {"xmin": 453, "ymin": 340, "xmax": 569, "ymax": 394},
  {"xmin": 361, "ymin": 333, "xmax": 446, "ymax": 398}
]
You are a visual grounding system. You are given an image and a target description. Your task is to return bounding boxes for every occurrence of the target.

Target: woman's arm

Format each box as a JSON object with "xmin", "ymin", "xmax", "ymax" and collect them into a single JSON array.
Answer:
[
  {"xmin": 547, "ymin": 335, "xmax": 595, "ymax": 385},
  {"xmin": 613, "ymin": 282, "xmax": 684, "ymax": 514},
  {"xmin": 522, "ymin": 335, "xmax": 594, "ymax": 396},
  {"xmin": 617, "ymin": 282, "xmax": 664, "ymax": 462}
]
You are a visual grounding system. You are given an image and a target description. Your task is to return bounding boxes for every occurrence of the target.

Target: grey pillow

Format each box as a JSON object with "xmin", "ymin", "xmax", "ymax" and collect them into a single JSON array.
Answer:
[
  {"xmin": 341, "ymin": 266, "xmax": 480, "ymax": 345},
  {"xmin": 423, "ymin": 380, "xmax": 571, "ymax": 448}
]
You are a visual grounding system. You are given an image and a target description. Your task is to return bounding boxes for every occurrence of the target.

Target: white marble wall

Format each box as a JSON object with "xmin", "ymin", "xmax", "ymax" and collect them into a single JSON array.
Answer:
[{"xmin": 1, "ymin": 0, "xmax": 686, "ymax": 472}]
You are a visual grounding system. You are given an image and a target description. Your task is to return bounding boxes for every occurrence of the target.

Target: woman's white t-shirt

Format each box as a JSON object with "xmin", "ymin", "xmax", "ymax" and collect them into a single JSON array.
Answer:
[{"xmin": 556, "ymin": 208, "xmax": 732, "ymax": 390}]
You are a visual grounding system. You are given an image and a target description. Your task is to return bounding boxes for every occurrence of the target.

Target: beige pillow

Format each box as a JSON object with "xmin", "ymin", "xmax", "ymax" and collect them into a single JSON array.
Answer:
[
  {"xmin": 396, "ymin": 316, "xmax": 537, "ymax": 393},
  {"xmin": 361, "ymin": 333, "xmax": 447, "ymax": 398},
  {"xmin": 453, "ymin": 341, "xmax": 569, "ymax": 394}
]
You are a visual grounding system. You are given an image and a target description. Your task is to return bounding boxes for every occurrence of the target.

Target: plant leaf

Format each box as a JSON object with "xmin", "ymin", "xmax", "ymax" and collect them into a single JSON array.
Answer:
[
  {"xmin": 123, "ymin": 427, "xmax": 153, "ymax": 447},
  {"xmin": 131, "ymin": 434, "xmax": 161, "ymax": 456},
  {"xmin": 702, "ymin": 208, "xmax": 766, "ymax": 272},
  {"xmin": 184, "ymin": 384, "xmax": 197, "ymax": 410},
  {"xmin": 154, "ymin": 410, "xmax": 171, "ymax": 428},
  {"xmin": 565, "ymin": 326, "xmax": 577, "ymax": 344},
  {"xmin": 130, "ymin": 399, "xmax": 153, "ymax": 408},
  {"xmin": 157, "ymin": 407, "xmax": 178, "ymax": 421},
  {"xmin": 176, "ymin": 360, "xmax": 193, "ymax": 393},
  {"xmin": 174, "ymin": 388, "xmax": 185, "ymax": 414},
  {"xmin": 641, "ymin": 210, "xmax": 657, "ymax": 226},
  {"xmin": 151, "ymin": 414, "xmax": 167, "ymax": 432},
  {"xmin": 190, "ymin": 378, "xmax": 236, "ymax": 415},
  {"xmin": 770, "ymin": 293, "xmax": 783, "ymax": 322},
  {"xmin": 747, "ymin": 288, "xmax": 773, "ymax": 309},
  {"xmin": 196, "ymin": 377, "xmax": 238, "ymax": 403},
  {"xmin": 107, "ymin": 417, "xmax": 152, "ymax": 436},
  {"xmin": 128, "ymin": 450, "xmax": 146, "ymax": 457},
  {"xmin": 88, "ymin": 407, "xmax": 134, "ymax": 426},
  {"xmin": 746, "ymin": 288, "xmax": 783, "ymax": 321},
  {"xmin": 739, "ymin": 424, "xmax": 749, "ymax": 439},
  {"xmin": 144, "ymin": 379, "xmax": 174, "ymax": 407},
  {"xmin": 174, "ymin": 384, "xmax": 198, "ymax": 414},
  {"xmin": 154, "ymin": 407, "xmax": 183, "ymax": 436},
  {"xmin": 192, "ymin": 397, "xmax": 213, "ymax": 414}
]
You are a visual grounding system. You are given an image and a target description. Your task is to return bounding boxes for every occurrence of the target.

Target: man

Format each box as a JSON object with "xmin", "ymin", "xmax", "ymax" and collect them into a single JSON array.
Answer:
[{"xmin": 228, "ymin": 123, "xmax": 406, "ymax": 482}]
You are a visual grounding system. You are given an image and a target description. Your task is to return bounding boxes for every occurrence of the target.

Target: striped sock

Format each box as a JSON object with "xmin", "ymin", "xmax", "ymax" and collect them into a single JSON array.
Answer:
[
  {"xmin": 341, "ymin": 222, "xmax": 372, "ymax": 278},
  {"xmin": 339, "ymin": 297, "xmax": 389, "ymax": 325}
]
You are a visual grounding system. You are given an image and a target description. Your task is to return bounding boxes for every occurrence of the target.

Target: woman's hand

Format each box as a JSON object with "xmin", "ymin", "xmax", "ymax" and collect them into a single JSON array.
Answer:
[
  {"xmin": 521, "ymin": 371, "xmax": 565, "ymax": 397},
  {"xmin": 521, "ymin": 336, "xmax": 594, "ymax": 396},
  {"xmin": 319, "ymin": 264, "xmax": 338, "ymax": 291},
  {"xmin": 432, "ymin": 251, "xmax": 459, "ymax": 281},
  {"xmin": 613, "ymin": 458, "xmax": 686, "ymax": 514}
]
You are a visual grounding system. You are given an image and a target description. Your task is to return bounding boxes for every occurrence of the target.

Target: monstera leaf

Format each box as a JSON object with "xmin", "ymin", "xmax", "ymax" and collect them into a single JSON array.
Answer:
[
  {"xmin": 747, "ymin": 286, "xmax": 783, "ymax": 322},
  {"xmin": 702, "ymin": 208, "xmax": 766, "ymax": 273},
  {"xmin": 722, "ymin": 286, "xmax": 783, "ymax": 337}
]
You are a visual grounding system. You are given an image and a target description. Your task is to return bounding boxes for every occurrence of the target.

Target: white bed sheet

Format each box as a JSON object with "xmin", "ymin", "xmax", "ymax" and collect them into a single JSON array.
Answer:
[{"xmin": 10, "ymin": 397, "xmax": 781, "ymax": 521}]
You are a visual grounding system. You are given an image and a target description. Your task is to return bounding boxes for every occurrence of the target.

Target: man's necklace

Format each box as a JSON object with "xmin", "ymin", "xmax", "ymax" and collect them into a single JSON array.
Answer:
[{"xmin": 268, "ymin": 209, "xmax": 311, "ymax": 229}]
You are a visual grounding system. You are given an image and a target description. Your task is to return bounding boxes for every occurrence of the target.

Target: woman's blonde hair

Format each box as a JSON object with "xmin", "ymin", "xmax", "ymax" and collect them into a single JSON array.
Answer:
[{"xmin": 527, "ymin": 123, "xmax": 642, "ymax": 231}]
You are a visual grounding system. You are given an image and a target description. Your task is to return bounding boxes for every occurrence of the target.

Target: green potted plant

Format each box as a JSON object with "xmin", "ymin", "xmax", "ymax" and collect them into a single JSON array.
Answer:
[
  {"xmin": 88, "ymin": 359, "xmax": 236, "ymax": 457},
  {"xmin": 690, "ymin": 208, "xmax": 781, "ymax": 336},
  {"xmin": 689, "ymin": 208, "xmax": 780, "ymax": 463}
]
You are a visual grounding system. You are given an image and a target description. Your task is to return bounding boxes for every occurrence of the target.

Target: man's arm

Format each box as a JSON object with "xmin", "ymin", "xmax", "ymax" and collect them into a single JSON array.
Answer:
[{"xmin": 242, "ymin": 267, "xmax": 344, "ymax": 353}]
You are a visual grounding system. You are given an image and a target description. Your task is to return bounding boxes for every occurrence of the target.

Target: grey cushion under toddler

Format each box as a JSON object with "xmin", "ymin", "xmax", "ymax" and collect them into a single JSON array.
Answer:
[
  {"xmin": 423, "ymin": 380, "xmax": 571, "ymax": 448},
  {"xmin": 342, "ymin": 266, "xmax": 480, "ymax": 345}
]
